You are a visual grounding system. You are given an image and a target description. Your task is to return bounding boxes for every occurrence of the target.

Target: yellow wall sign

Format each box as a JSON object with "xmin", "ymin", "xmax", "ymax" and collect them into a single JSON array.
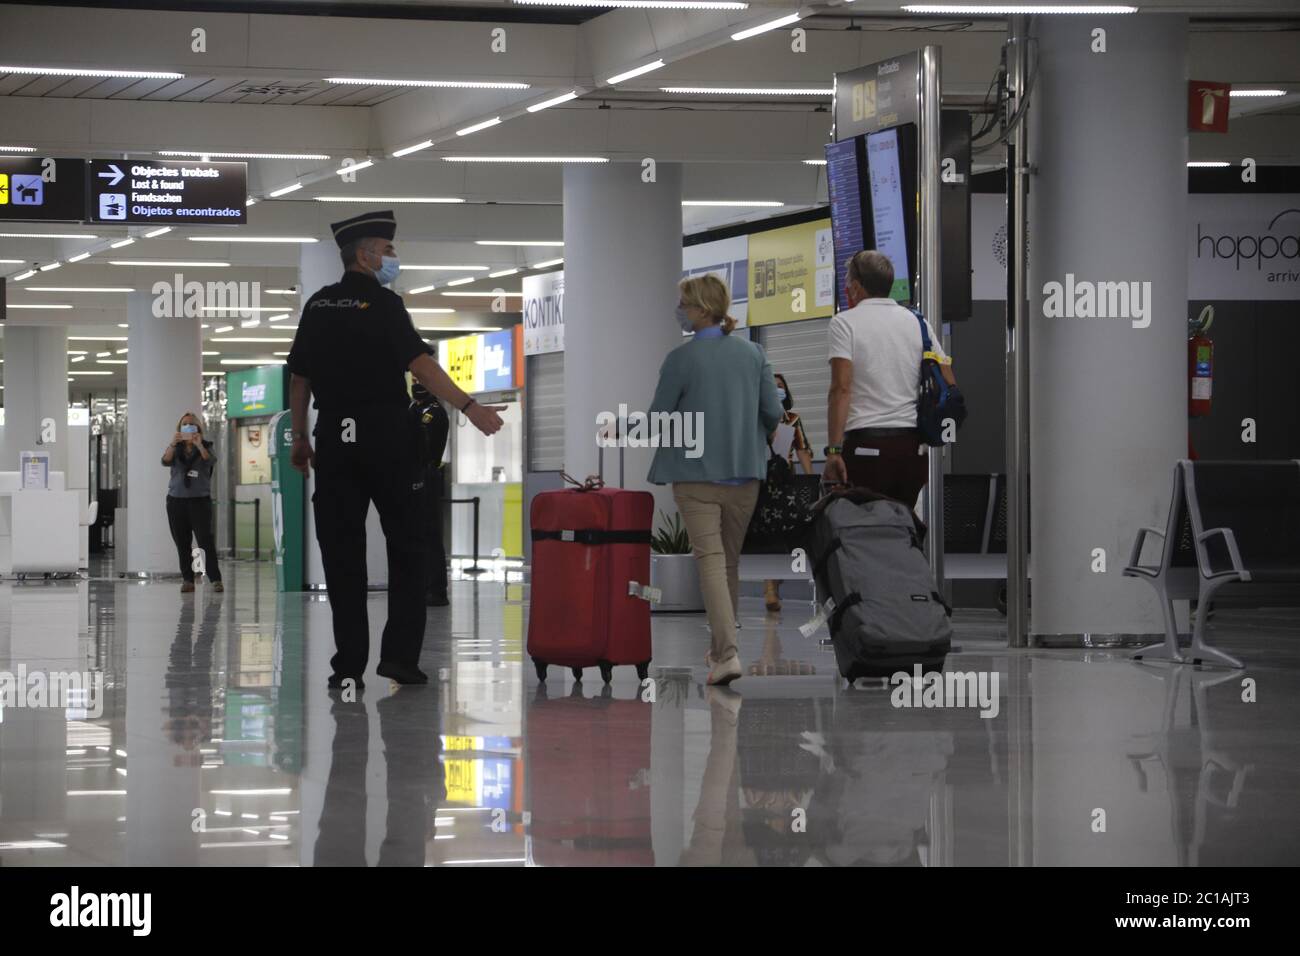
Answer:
[
  {"xmin": 746, "ymin": 218, "xmax": 836, "ymax": 327},
  {"xmin": 445, "ymin": 335, "xmax": 481, "ymax": 392}
]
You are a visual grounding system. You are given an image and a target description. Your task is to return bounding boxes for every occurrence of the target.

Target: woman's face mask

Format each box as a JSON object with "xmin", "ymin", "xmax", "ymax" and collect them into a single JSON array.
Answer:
[
  {"xmin": 776, "ymin": 388, "xmax": 787, "ymax": 403},
  {"xmin": 675, "ymin": 304, "xmax": 694, "ymax": 333}
]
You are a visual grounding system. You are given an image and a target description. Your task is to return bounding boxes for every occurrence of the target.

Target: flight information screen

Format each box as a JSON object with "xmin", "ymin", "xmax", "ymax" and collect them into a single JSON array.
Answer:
[
  {"xmin": 865, "ymin": 127, "xmax": 912, "ymax": 302},
  {"xmin": 825, "ymin": 137, "xmax": 867, "ymax": 312}
]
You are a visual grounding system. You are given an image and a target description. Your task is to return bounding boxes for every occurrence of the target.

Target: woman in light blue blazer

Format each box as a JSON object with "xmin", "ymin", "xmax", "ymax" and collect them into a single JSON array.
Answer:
[{"xmin": 648, "ymin": 274, "xmax": 784, "ymax": 686}]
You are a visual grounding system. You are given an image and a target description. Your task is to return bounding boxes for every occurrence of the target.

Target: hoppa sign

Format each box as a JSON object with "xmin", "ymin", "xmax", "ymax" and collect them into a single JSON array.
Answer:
[{"xmin": 970, "ymin": 193, "xmax": 1300, "ymax": 302}]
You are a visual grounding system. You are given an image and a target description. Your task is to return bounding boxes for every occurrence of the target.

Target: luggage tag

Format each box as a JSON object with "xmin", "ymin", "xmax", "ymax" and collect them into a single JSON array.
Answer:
[
  {"xmin": 799, "ymin": 597, "xmax": 836, "ymax": 638},
  {"xmin": 627, "ymin": 580, "xmax": 662, "ymax": 604}
]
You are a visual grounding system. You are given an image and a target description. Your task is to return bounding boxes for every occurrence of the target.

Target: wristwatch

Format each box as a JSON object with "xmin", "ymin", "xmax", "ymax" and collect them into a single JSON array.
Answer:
[{"xmin": 823, "ymin": 445, "xmax": 843, "ymax": 456}]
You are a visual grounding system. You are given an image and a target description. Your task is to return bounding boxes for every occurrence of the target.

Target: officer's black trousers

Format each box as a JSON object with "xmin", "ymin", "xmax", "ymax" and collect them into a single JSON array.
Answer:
[{"xmin": 312, "ymin": 410, "xmax": 426, "ymax": 677}]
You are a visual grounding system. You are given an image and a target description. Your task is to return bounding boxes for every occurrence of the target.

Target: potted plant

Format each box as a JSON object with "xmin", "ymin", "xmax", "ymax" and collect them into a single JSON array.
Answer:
[{"xmin": 649, "ymin": 510, "xmax": 704, "ymax": 613}]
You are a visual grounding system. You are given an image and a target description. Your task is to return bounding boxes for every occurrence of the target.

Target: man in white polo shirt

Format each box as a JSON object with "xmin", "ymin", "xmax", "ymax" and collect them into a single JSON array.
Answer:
[{"xmin": 823, "ymin": 250, "xmax": 957, "ymax": 506}]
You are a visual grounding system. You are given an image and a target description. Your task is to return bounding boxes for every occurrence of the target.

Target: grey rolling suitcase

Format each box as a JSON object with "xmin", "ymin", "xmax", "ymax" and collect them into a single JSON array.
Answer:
[{"xmin": 806, "ymin": 489, "xmax": 952, "ymax": 680}]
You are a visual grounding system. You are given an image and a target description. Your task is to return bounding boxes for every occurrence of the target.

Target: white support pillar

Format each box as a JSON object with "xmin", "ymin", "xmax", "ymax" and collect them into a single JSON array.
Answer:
[
  {"xmin": 125, "ymin": 290, "xmax": 202, "ymax": 574},
  {"xmin": 562, "ymin": 162, "xmax": 683, "ymax": 517},
  {"xmin": 1027, "ymin": 14, "xmax": 1189, "ymax": 640},
  {"xmin": 0, "ymin": 324, "xmax": 69, "ymax": 475}
]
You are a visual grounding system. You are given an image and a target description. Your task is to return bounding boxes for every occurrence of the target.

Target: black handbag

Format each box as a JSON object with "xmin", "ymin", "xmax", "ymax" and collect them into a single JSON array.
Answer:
[{"xmin": 743, "ymin": 446, "xmax": 821, "ymax": 554}]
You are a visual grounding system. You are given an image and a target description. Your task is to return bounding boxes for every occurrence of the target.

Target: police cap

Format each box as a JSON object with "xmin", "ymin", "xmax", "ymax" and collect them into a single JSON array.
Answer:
[{"xmin": 330, "ymin": 209, "xmax": 397, "ymax": 248}]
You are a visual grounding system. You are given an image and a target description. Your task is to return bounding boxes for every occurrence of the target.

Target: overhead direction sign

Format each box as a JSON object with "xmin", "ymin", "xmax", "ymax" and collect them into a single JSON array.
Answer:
[
  {"xmin": 88, "ymin": 159, "xmax": 247, "ymax": 225},
  {"xmin": 0, "ymin": 157, "xmax": 87, "ymax": 222}
]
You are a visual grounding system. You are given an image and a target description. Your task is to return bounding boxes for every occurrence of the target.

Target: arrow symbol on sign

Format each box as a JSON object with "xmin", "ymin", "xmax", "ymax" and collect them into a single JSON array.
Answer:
[{"xmin": 98, "ymin": 164, "xmax": 124, "ymax": 187}]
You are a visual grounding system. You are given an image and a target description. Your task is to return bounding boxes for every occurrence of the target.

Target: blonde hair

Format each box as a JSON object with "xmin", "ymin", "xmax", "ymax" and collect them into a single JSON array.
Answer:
[{"xmin": 679, "ymin": 274, "xmax": 737, "ymax": 335}]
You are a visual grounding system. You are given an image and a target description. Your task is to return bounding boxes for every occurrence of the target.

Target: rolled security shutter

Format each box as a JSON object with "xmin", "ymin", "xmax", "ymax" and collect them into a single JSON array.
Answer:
[
  {"xmin": 753, "ymin": 318, "xmax": 831, "ymax": 457},
  {"xmin": 526, "ymin": 351, "xmax": 565, "ymax": 471}
]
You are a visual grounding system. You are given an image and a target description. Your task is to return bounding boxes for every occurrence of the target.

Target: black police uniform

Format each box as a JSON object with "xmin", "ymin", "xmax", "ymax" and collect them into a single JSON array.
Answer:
[
  {"xmin": 409, "ymin": 386, "xmax": 450, "ymax": 604},
  {"xmin": 286, "ymin": 210, "xmax": 432, "ymax": 681}
]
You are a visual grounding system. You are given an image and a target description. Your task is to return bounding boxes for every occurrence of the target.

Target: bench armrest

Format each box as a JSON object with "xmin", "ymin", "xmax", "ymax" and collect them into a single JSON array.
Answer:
[
  {"xmin": 1196, "ymin": 526, "xmax": 1249, "ymax": 580},
  {"xmin": 1127, "ymin": 526, "xmax": 1167, "ymax": 571}
]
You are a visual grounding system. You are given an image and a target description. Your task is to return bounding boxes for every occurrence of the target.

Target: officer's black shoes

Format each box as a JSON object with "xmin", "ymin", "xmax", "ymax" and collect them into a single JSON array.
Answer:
[
  {"xmin": 328, "ymin": 673, "xmax": 365, "ymax": 691},
  {"xmin": 376, "ymin": 662, "xmax": 429, "ymax": 685},
  {"xmin": 426, "ymin": 590, "xmax": 449, "ymax": 607}
]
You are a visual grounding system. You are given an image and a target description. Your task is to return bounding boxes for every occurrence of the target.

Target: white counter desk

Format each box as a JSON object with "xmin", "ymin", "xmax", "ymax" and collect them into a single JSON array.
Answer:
[{"xmin": 0, "ymin": 471, "xmax": 82, "ymax": 575}]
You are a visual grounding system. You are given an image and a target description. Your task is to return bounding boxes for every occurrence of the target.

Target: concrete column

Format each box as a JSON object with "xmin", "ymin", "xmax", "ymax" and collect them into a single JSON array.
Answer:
[
  {"xmin": 562, "ymin": 162, "xmax": 683, "ymax": 513},
  {"xmin": 0, "ymin": 325, "xmax": 68, "ymax": 475},
  {"xmin": 1027, "ymin": 14, "xmax": 1188, "ymax": 640},
  {"xmin": 126, "ymin": 290, "xmax": 202, "ymax": 573}
]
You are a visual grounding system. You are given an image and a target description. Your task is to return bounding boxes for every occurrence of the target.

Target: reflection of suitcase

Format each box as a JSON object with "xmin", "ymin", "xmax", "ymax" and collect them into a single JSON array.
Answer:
[
  {"xmin": 527, "ymin": 481, "xmax": 654, "ymax": 684},
  {"xmin": 525, "ymin": 685, "xmax": 653, "ymax": 866}
]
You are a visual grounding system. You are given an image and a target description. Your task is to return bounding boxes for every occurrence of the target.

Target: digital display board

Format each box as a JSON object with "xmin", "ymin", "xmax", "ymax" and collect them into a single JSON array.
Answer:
[
  {"xmin": 866, "ymin": 128, "xmax": 913, "ymax": 303},
  {"xmin": 0, "ymin": 157, "xmax": 87, "ymax": 222},
  {"xmin": 825, "ymin": 138, "xmax": 868, "ymax": 312},
  {"xmin": 88, "ymin": 159, "xmax": 247, "ymax": 225},
  {"xmin": 226, "ymin": 365, "xmax": 286, "ymax": 419},
  {"xmin": 481, "ymin": 329, "xmax": 516, "ymax": 391}
]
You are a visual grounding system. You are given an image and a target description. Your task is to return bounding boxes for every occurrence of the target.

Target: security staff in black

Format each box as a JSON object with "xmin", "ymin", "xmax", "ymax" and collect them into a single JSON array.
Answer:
[
  {"xmin": 287, "ymin": 209, "xmax": 504, "ymax": 689},
  {"xmin": 410, "ymin": 380, "xmax": 451, "ymax": 606}
]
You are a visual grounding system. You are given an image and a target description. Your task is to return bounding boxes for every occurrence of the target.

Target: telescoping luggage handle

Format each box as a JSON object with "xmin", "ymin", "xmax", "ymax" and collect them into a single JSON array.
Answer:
[
  {"xmin": 548, "ymin": 432, "xmax": 660, "ymax": 604},
  {"xmin": 557, "ymin": 428, "xmax": 626, "ymax": 492}
]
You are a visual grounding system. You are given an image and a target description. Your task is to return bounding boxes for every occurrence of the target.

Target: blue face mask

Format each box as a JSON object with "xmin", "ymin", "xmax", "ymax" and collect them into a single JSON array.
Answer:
[
  {"xmin": 776, "ymin": 388, "xmax": 787, "ymax": 403},
  {"xmin": 675, "ymin": 306, "xmax": 694, "ymax": 333},
  {"xmin": 373, "ymin": 255, "xmax": 400, "ymax": 286}
]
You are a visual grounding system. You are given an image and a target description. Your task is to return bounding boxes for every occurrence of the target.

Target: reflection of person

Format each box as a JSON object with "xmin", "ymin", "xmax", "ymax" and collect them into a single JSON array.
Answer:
[
  {"xmin": 747, "ymin": 619, "xmax": 817, "ymax": 677},
  {"xmin": 679, "ymin": 688, "xmax": 758, "ymax": 867},
  {"xmin": 287, "ymin": 209, "xmax": 504, "ymax": 689},
  {"xmin": 314, "ymin": 686, "xmax": 445, "ymax": 867},
  {"xmin": 161, "ymin": 411, "xmax": 222, "ymax": 593},
  {"xmin": 763, "ymin": 372, "xmax": 814, "ymax": 614},
  {"xmin": 648, "ymin": 275, "xmax": 783, "ymax": 687},
  {"xmin": 824, "ymin": 251, "xmax": 957, "ymax": 506},
  {"xmin": 410, "ymin": 380, "xmax": 450, "ymax": 607},
  {"xmin": 163, "ymin": 592, "xmax": 221, "ymax": 761}
]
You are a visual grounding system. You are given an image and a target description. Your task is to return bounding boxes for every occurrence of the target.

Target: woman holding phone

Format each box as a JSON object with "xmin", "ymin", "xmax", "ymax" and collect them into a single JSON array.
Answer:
[{"xmin": 162, "ymin": 412, "xmax": 223, "ymax": 593}]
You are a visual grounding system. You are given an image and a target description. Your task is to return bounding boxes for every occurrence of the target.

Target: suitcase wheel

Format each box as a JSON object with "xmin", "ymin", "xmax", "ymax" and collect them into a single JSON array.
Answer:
[
  {"xmin": 598, "ymin": 661, "xmax": 614, "ymax": 685},
  {"xmin": 636, "ymin": 661, "xmax": 650, "ymax": 682},
  {"xmin": 571, "ymin": 666, "xmax": 584, "ymax": 681},
  {"xmin": 533, "ymin": 660, "xmax": 548, "ymax": 681}
]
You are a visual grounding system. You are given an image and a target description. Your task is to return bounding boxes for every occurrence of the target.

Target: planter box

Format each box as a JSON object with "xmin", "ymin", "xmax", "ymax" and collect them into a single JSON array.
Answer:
[{"xmin": 650, "ymin": 552, "xmax": 704, "ymax": 613}]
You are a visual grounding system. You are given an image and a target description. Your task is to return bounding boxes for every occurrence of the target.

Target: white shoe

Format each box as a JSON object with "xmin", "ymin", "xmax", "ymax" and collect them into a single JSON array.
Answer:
[{"xmin": 706, "ymin": 655, "xmax": 742, "ymax": 687}]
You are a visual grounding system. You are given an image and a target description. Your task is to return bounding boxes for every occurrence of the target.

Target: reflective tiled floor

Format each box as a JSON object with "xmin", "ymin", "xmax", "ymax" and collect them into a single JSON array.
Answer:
[{"xmin": 1, "ymin": 559, "xmax": 1298, "ymax": 866}]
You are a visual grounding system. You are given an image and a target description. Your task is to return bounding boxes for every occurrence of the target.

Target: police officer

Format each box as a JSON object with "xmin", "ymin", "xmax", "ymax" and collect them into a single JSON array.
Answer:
[
  {"xmin": 287, "ymin": 210, "xmax": 503, "ymax": 689},
  {"xmin": 410, "ymin": 380, "xmax": 451, "ymax": 606}
]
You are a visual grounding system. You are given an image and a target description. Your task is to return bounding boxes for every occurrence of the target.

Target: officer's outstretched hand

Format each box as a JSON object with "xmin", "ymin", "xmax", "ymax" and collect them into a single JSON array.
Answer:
[
  {"xmin": 290, "ymin": 437, "xmax": 315, "ymax": 475},
  {"xmin": 467, "ymin": 403, "xmax": 506, "ymax": 436}
]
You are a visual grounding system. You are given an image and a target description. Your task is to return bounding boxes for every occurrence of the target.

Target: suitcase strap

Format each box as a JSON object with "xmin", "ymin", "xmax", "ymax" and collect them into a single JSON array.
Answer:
[
  {"xmin": 531, "ymin": 528, "xmax": 650, "ymax": 545},
  {"xmin": 560, "ymin": 471, "xmax": 604, "ymax": 491},
  {"xmin": 828, "ymin": 592, "xmax": 862, "ymax": 635}
]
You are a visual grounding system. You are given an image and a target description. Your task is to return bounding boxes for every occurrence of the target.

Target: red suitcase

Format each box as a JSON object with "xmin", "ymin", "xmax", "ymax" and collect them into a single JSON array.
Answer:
[{"xmin": 527, "ymin": 478, "xmax": 654, "ymax": 684}]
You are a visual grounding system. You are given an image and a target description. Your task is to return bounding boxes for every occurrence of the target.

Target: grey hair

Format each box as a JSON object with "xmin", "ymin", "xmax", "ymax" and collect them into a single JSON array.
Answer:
[{"xmin": 847, "ymin": 250, "xmax": 895, "ymax": 298}]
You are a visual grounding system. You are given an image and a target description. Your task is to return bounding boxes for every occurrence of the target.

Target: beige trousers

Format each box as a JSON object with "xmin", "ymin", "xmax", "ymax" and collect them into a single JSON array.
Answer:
[{"xmin": 672, "ymin": 480, "xmax": 761, "ymax": 664}]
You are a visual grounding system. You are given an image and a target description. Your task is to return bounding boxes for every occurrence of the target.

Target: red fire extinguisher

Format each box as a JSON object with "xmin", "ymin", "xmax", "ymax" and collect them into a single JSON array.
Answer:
[{"xmin": 1189, "ymin": 305, "xmax": 1214, "ymax": 418}]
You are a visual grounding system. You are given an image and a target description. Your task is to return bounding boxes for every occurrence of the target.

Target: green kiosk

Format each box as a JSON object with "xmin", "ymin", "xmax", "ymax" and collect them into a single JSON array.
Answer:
[{"xmin": 269, "ymin": 408, "xmax": 306, "ymax": 592}]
